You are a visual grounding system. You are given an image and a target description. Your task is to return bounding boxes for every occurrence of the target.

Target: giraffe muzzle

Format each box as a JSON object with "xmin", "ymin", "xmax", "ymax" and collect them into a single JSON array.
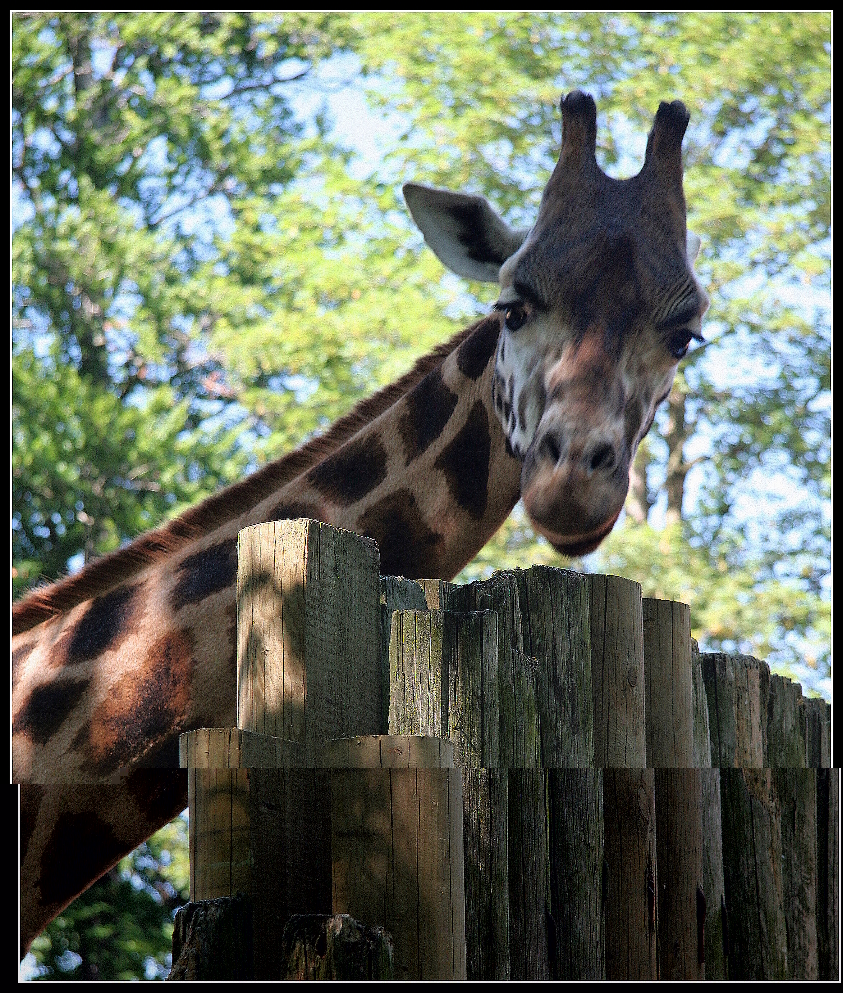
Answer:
[{"xmin": 520, "ymin": 422, "xmax": 629, "ymax": 555}]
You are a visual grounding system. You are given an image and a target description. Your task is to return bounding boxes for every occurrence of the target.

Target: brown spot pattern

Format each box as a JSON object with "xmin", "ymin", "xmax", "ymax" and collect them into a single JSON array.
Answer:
[
  {"xmin": 434, "ymin": 400, "xmax": 491, "ymax": 520},
  {"xmin": 14, "ymin": 676, "xmax": 91, "ymax": 746},
  {"xmin": 457, "ymin": 316, "xmax": 500, "ymax": 380},
  {"xmin": 398, "ymin": 368, "xmax": 459, "ymax": 461},
  {"xmin": 357, "ymin": 490, "xmax": 444, "ymax": 578},
  {"xmin": 306, "ymin": 433, "xmax": 388, "ymax": 505},
  {"xmin": 60, "ymin": 584, "xmax": 139, "ymax": 667},
  {"xmin": 170, "ymin": 540, "xmax": 238, "ymax": 611},
  {"xmin": 82, "ymin": 629, "xmax": 194, "ymax": 774}
]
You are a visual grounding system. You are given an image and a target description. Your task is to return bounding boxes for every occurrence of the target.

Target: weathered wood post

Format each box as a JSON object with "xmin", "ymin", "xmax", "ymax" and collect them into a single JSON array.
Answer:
[
  {"xmin": 443, "ymin": 567, "xmax": 597, "ymax": 980},
  {"xmin": 691, "ymin": 639, "xmax": 727, "ymax": 979},
  {"xmin": 176, "ymin": 521, "xmax": 469, "ymax": 981},
  {"xmin": 643, "ymin": 598, "xmax": 705, "ymax": 981},
  {"xmin": 172, "ymin": 530, "xmax": 834, "ymax": 982},
  {"xmin": 180, "ymin": 520, "xmax": 384, "ymax": 978},
  {"xmin": 324, "ymin": 735, "xmax": 466, "ymax": 980},
  {"xmin": 588, "ymin": 574, "xmax": 656, "ymax": 981},
  {"xmin": 389, "ymin": 566, "xmax": 602, "ymax": 980},
  {"xmin": 805, "ymin": 696, "xmax": 839, "ymax": 981},
  {"xmin": 702, "ymin": 652, "xmax": 789, "ymax": 979},
  {"xmin": 236, "ymin": 519, "xmax": 383, "ymax": 745},
  {"xmin": 389, "ymin": 602, "xmax": 509, "ymax": 980}
]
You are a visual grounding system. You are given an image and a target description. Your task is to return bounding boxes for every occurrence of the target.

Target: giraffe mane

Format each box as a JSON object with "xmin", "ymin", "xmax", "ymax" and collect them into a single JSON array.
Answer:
[{"xmin": 12, "ymin": 319, "xmax": 488, "ymax": 635}]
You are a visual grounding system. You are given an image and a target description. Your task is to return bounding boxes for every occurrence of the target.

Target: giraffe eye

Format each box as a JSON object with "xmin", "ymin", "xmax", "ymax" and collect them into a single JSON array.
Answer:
[
  {"xmin": 503, "ymin": 302, "xmax": 529, "ymax": 332},
  {"xmin": 668, "ymin": 328, "xmax": 701, "ymax": 360}
]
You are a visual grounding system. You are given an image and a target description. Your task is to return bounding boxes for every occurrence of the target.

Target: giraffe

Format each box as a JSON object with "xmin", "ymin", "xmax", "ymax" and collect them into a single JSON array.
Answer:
[{"xmin": 14, "ymin": 91, "xmax": 708, "ymax": 954}]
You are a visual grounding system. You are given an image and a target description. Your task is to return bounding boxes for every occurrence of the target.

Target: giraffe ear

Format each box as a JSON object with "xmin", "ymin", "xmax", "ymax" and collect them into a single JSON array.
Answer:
[{"xmin": 403, "ymin": 182, "xmax": 528, "ymax": 282}]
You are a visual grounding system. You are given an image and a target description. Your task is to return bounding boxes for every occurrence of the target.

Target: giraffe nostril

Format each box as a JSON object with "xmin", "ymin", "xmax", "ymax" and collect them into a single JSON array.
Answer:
[
  {"xmin": 587, "ymin": 442, "xmax": 616, "ymax": 475},
  {"xmin": 539, "ymin": 431, "xmax": 563, "ymax": 466}
]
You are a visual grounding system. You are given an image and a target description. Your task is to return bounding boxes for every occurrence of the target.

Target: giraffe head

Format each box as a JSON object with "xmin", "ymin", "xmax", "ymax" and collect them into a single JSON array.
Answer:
[{"xmin": 403, "ymin": 91, "xmax": 709, "ymax": 555}]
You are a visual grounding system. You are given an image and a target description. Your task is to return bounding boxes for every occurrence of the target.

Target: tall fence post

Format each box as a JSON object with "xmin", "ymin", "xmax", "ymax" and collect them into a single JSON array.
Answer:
[
  {"xmin": 643, "ymin": 598, "xmax": 705, "ymax": 981},
  {"xmin": 702, "ymin": 652, "xmax": 789, "ymax": 979},
  {"xmin": 444, "ymin": 567, "xmax": 596, "ymax": 980},
  {"xmin": 178, "ymin": 521, "xmax": 467, "ymax": 980},
  {"xmin": 589, "ymin": 574, "xmax": 657, "ymax": 981},
  {"xmin": 323, "ymin": 735, "xmax": 465, "ymax": 980}
]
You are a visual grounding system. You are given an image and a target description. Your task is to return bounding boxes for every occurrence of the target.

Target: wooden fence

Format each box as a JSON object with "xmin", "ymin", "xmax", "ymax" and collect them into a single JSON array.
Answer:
[{"xmin": 167, "ymin": 519, "xmax": 837, "ymax": 981}]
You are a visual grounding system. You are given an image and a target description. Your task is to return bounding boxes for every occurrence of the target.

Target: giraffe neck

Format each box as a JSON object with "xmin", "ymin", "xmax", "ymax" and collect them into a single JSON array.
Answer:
[
  {"xmin": 16, "ymin": 314, "xmax": 520, "ymax": 951},
  {"xmin": 14, "ymin": 313, "xmax": 518, "ymax": 785}
]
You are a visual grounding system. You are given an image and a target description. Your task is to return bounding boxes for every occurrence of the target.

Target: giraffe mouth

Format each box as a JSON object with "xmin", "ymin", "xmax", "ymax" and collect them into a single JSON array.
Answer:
[
  {"xmin": 539, "ymin": 509, "xmax": 623, "ymax": 557},
  {"xmin": 519, "ymin": 435, "xmax": 630, "ymax": 558}
]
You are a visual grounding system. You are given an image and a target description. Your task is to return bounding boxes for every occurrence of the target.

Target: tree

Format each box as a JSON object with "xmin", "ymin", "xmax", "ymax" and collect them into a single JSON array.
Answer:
[
  {"xmin": 347, "ymin": 11, "xmax": 830, "ymax": 690},
  {"xmin": 15, "ymin": 11, "xmax": 830, "ymax": 980},
  {"xmin": 12, "ymin": 11, "xmax": 358, "ymax": 593}
]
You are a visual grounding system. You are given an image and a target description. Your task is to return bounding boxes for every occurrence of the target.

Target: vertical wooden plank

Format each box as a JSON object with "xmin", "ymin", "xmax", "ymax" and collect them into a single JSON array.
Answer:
[
  {"xmin": 236, "ymin": 519, "xmax": 383, "ymax": 747},
  {"xmin": 388, "ymin": 609, "xmax": 445, "ymax": 737},
  {"xmin": 702, "ymin": 652, "xmax": 768, "ymax": 768},
  {"xmin": 644, "ymin": 600, "xmax": 704, "ymax": 979},
  {"xmin": 655, "ymin": 768, "xmax": 705, "ymax": 980},
  {"xmin": 817, "ymin": 767, "xmax": 839, "ymax": 980},
  {"xmin": 767, "ymin": 673, "xmax": 807, "ymax": 768},
  {"xmin": 589, "ymin": 574, "xmax": 654, "ymax": 980},
  {"xmin": 462, "ymin": 768, "xmax": 509, "ymax": 980},
  {"xmin": 700, "ymin": 765, "xmax": 727, "ymax": 978},
  {"xmin": 327, "ymin": 736, "xmax": 465, "ymax": 981},
  {"xmin": 380, "ymin": 576, "xmax": 428, "ymax": 731},
  {"xmin": 507, "ymin": 769, "xmax": 550, "ymax": 979},
  {"xmin": 189, "ymin": 767, "xmax": 251, "ymax": 903},
  {"xmin": 603, "ymin": 767, "xmax": 658, "ymax": 980},
  {"xmin": 643, "ymin": 598, "xmax": 694, "ymax": 767},
  {"xmin": 589, "ymin": 573, "xmax": 645, "ymax": 768},
  {"xmin": 719, "ymin": 766, "xmax": 788, "ymax": 978},
  {"xmin": 768, "ymin": 674, "xmax": 818, "ymax": 978},
  {"xmin": 444, "ymin": 609, "xmax": 499, "ymax": 768},
  {"xmin": 547, "ymin": 769, "xmax": 604, "ymax": 979}
]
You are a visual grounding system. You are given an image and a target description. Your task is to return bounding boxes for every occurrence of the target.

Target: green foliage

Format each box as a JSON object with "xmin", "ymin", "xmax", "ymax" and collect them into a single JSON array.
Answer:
[
  {"xmin": 26, "ymin": 816, "xmax": 190, "ymax": 980},
  {"xmin": 12, "ymin": 12, "xmax": 356, "ymax": 593}
]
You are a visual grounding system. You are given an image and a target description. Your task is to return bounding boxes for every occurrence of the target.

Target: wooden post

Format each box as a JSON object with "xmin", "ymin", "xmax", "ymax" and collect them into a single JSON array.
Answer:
[
  {"xmin": 589, "ymin": 574, "xmax": 645, "ymax": 768},
  {"xmin": 702, "ymin": 653, "xmax": 788, "ymax": 979},
  {"xmin": 236, "ymin": 518, "xmax": 383, "ymax": 747},
  {"xmin": 169, "ymin": 894, "xmax": 254, "ymax": 980},
  {"xmin": 440, "ymin": 566, "xmax": 598, "ymax": 979},
  {"xmin": 182, "ymin": 520, "xmax": 387, "ymax": 979},
  {"xmin": 804, "ymin": 695, "xmax": 839, "ymax": 981},
  {"xmin": 324, "ymin": 735, "xmax": 466, "ymax": 981},
  {"xmin": 388, "ymin": 604, "xmax": 508, "ymax": 979},
  {"xmin": 691, "ymin": 641, "xmax": 727, "ymax": 979},
  {"xmin": 643, "ymin": 597, "xmax": 695, "ymax": 767},
  {"xmin": 643, "ymin": 598, "xmax": 705, "ymax": 980},
  {"xmin": 443, "ymin": 566, "xmax": 593, "ymax": 768},
  {"xmin": 602, "ymin": 766, "xmax": 657, "ymax": 979},
  {"xmin": 589, "ymin": 575, "xmax": 656, "ymax": 981},
  {"xmin": 281, "ymin": 914, "xmax": 394, "ymax": 980},
  {"xmin": 175, "ymin": 535, "xmax": 833, "ymax": 982},
  {"xmin": 388, "ymin": 608, "xmax": 445, "ymax": 738},
  {"xmin": 767, "ymin": 674, "xmax": 821, "ymax": 980},
  {"xmin": 546, "ymin": 769, "xmax": 604, "ymax": 979}
]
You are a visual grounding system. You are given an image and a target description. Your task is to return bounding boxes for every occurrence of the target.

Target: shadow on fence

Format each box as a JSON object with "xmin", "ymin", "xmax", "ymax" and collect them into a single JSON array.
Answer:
[{"xmin": 167, "ymin": 520, "xmax": 837, "ymax": 981}]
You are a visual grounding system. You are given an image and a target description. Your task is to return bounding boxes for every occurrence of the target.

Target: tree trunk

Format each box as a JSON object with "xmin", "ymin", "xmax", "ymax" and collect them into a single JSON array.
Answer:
[
  {"xmin": 627, "ymin": 436, "xmax": 653, "ymax": 524},
  {"xmin": 664, "ymin": 385, "xmax": 691, "ymax": 526}
]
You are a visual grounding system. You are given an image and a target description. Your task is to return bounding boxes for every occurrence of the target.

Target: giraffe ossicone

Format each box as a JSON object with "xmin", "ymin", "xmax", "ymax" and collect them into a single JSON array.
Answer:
[{"xmin": 14, "ymin": 91, "xmax": 707, "ymax": 953}]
